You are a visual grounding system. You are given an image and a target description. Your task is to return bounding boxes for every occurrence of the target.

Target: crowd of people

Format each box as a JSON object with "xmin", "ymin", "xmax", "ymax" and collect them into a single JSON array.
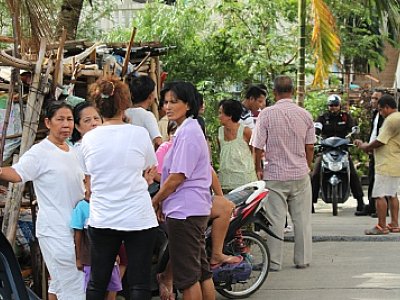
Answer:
[{"xmin": 0, "ymin": 72, "xmax": 398, "ymax": 300}]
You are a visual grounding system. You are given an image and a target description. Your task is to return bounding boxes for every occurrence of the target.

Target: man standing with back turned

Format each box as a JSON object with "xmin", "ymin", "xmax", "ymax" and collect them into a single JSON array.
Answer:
[{"xmin": 251, "ymin": 75, "xmax": 315, "ymax": 271}]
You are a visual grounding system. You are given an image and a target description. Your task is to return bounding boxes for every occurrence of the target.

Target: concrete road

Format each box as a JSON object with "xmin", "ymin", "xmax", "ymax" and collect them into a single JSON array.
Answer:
[
  {"xmin": 148, "ymin": 193, "xmax": 400, "ymax": 300},
  {"xmin": 242, "ymin": 241, "xmax": 400, "ymax": 300},
  {"xmin": 215, "ymin": 196, "xmax": 400, "ymax": 300}
]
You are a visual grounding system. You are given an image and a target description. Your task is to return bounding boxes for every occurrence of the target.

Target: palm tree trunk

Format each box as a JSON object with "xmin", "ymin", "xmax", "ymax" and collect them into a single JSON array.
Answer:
[
  {"xmin": 56, "ymin": 0, "xmax": 84, "ymax": 40},
  {"xmin": 296, "ymin": 0, "xmax": 306, "ymax": 107}
]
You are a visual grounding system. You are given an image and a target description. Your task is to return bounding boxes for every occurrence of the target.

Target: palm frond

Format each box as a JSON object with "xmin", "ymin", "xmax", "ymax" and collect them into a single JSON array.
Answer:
[
  {"xmin": 5, "ymin": 0, "xmax": 56, "ymax": 49},
  {"xmin": 311, "ymin": 0, "xmax": 341, "ymax": 87},
  {"xmin": 23, "ymin": 0, "xmax": 55, "ymax": 40},
  {"xmin": 364, "ymin": 0, "xmax": 400, "ymax": 40}
]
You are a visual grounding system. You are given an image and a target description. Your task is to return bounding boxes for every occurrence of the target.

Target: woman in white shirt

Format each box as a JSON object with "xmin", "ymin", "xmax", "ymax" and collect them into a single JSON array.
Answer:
[
  {"xmin": 0, "ymin": 101, "xmax": 85, "ymax": 300},
  {"xmin": 82, "ymin": 76, "xmax": 158, "ymax": 300}
]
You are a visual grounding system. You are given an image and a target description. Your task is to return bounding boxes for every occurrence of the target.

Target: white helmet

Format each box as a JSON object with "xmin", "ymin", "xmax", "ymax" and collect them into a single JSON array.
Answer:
[{"xmin": 327, "ymin": 94, "xmax": 341, "ymax": 106}]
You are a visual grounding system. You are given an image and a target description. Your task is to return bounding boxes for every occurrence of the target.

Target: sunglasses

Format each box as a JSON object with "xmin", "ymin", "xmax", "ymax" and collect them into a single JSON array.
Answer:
[{"xmin": 328, "ymin": 104, "xmax": 339, "ymax": 107}]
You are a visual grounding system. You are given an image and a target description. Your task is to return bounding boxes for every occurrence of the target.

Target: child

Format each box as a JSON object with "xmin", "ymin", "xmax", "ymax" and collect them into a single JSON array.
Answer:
[
  {"xmin": 70, "ymin": 193, "xmax": 122, "ymax": 299},
  {"xmin": 154, "ymin": 120, "xmax": 178, "ymax": 183}
]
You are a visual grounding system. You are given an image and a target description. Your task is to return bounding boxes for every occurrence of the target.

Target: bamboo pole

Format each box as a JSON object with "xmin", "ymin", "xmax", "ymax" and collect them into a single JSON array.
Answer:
[
  {"xmin": 0, "ymin": 77, "xmax": 15, "ymax": 163},
  {"xmin": 1, "ymin": 38, "xmax": 49, "ymax": 245},
  {"xmin": 0, "ymin": 1, "xmax": 21, "ymax": 164},
  {"xmin": 133, "ymin": 52, "xmax": 151, "ymax": 73},
  {"xmin": 149, "ymin": 58, "xmax": 159, "ymax": 120},
  {"xmin": 155, "ymin": 55, "xmax": 161, "ymax": 107},
  {"xmin": 121, "ymin": 27, "xmax": 137, "ymax": 78}
]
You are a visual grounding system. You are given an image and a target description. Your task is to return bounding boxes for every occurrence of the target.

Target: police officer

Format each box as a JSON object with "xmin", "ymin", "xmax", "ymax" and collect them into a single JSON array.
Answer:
[{"xmin": 311, "ymin": 94, "xmax": 366, "ymax": 215}]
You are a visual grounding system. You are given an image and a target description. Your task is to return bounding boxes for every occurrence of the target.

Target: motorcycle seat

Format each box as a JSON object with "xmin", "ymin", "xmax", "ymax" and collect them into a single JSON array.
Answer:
[{"xmin": 225, "ymin": 189, "xmax": 255, "ymax": 206}]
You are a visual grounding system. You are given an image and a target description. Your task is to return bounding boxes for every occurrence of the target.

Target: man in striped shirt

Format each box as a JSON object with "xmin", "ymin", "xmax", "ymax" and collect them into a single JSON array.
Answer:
[{"xmin": 251, "ymin": 75, "xmax": 315, "ymax": 271}]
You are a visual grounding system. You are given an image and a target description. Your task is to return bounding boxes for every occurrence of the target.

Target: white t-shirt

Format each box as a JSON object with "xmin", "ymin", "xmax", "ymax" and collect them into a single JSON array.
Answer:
[
  {"xmin": 13, "ymin": 138, "xmax": 85, "ymax": 238},
  {"xmin": 239, "ymin": 107, "xmax": 255, "ymax": 130},
  {"xmin": 125, "ymin": 107, "xmax": 161, "ymax": 141},
  {"xmin": 80, "ymin": 124, "xmax": 158, "ymax": 231}
]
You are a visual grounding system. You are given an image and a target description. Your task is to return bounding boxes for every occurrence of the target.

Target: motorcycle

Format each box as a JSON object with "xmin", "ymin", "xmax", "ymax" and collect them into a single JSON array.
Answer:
[
  {"xmin": 146, "ymin": 180, "xmax": 278, "ymax": 299},
  {"xmin": 314, "ymin": 123, "xmax": 360, "ymax": 216},
  {"xmin": 0, "ymin": 231, "xmax": 41, "ymax": 300}
]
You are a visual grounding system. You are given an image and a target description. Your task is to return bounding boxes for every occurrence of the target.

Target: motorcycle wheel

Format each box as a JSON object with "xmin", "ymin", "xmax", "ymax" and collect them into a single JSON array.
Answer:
[
  {"xmin": 217, "ymin": 231, "xmax": 270, "ymax": 299},
  {"xmin": 332, "ymin": 185, "xmax": 338, "ymax": 216}
]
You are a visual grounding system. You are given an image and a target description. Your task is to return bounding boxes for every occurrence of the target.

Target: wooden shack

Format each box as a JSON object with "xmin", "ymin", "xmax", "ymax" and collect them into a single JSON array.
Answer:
[{"xmin": 0, "ymin": 32, "xmax": 171, "ymax": 298}]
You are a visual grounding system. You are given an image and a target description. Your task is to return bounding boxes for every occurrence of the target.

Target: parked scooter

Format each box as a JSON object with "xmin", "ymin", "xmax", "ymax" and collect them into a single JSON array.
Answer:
[
  {"xmin": 145, "ymin": 181, "xmax": 278, "ymax": 299},
  {"xmin": 314, "ymin": 123, "xmax": 360, "ymax": 216}
]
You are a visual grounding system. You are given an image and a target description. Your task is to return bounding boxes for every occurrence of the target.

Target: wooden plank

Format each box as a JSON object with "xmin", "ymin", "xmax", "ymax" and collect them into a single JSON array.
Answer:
[
  {"xmin": 0, "ymin": 36, "xmax": 14, "ymax": 43},
  {"xmin": 52, "ymin": 28, "xmax": 67, "ymax": 93},
  {"xmin": 0, "ymin": 83, "xmax": 10, "ymax": 90}
]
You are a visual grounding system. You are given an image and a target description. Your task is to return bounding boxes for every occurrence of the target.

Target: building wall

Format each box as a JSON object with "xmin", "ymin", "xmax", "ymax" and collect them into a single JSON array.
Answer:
[
  {"xmin": 97, "ymin": 0, "xmax": 146, "ymax": 31},
  {"xmin": 353, "ymin": 43, "xmax": 400, "ymax": 89}
]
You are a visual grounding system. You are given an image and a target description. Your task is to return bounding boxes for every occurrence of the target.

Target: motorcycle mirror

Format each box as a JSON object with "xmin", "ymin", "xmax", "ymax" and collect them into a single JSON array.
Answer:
[
  {"xmin": 351, "ymin": 126, "xmax": 360, "ymax": 135},
  {"xmin": 314, "ymin": 122, "xmax": 323, "ymax": 136},
  {"xmin": 314, "ymin": 122, "xmax": 323, "ymax": 130}
]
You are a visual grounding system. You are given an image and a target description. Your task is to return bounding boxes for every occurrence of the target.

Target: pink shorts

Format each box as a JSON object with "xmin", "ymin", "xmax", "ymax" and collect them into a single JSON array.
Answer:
[{"xmin": 83, "ymin": 264, "xmax": 122, "ymax": 292}]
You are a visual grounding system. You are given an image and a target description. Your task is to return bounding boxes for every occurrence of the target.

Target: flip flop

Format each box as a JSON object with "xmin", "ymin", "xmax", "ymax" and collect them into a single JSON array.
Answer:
[
  {"xmin": 210, "ymin": 255, "xmax": 243, "ymax": 270},
  {"xmin": 387, "ymin": 224, "xmax": 400, "ymax": 233},
  {"xmin": 364, "ymin": 224, "xmax": 389, "ymax": 235}
]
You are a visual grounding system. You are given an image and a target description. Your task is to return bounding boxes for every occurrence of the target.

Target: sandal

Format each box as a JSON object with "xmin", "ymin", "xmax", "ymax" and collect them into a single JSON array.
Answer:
[
  {"xmin": 387, "ymin": 224, "xmax": 400, "ymax": 233},
  {"xmin": 364, "ymin": 224, "xmax": 389, "ymax": 235},
  {"xmin": 210, "ymin": 255, "xmax": 243, "ymax": 270}
]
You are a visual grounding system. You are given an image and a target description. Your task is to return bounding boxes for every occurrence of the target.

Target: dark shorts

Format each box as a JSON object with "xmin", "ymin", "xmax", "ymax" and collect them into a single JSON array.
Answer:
[{"xmin": 167, "ymin": 216, "xmax": 212, "ymax": 290}]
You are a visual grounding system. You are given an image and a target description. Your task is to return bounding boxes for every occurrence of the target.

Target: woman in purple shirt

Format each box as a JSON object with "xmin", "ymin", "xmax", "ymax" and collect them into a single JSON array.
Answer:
[{"xmin": 152, "ymin": 82, "xmax": 215, "ymax": 300}]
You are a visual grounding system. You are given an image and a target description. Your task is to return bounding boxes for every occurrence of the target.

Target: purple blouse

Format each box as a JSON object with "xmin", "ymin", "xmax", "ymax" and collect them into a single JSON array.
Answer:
[{"xmin": 161, "ymin": 118, "xmax": 212, "ymax": 219}]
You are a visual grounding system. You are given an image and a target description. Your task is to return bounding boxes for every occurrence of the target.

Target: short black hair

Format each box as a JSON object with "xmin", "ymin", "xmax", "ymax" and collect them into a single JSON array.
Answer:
[
  {"xmin": 127, "ymin": 75, "xmax": 156, "ymax": 104},
  {"xmin": 161, "ymin": 81, "xmax": 200, "ymax": 118},
  {"xmin": 378, "ymin": 94, "xmax": 397, "ymax": 109},
  {"xmin": 273, "ymin": 75, "xmax": 294, "ymax": 94},
  {"xmin": 219, "ymin": 99, "xmax": 242, "ymax": 123},
  {"xmin": 45, "ymin": 101, "xmax": 73, "ymax": 119},
  {"xmin": 245, "ymin": 85, "xmax": 267, "ymax": 100}
]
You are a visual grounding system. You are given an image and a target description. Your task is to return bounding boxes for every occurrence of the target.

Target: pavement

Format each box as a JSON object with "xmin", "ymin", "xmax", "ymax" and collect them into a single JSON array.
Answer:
[
  {"xmin": 147, "ymin": 190, "xmax": 400, "ymax": 300},
  {"xmin": 221, "ymin": 193, "xmax": 400, "ymax": 300}
]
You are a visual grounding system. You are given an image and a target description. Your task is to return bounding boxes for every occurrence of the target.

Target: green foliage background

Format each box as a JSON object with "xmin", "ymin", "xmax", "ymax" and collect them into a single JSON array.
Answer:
[{"xmin": 1, "ymin": 0, "xmax": 398, "ymax": 174}]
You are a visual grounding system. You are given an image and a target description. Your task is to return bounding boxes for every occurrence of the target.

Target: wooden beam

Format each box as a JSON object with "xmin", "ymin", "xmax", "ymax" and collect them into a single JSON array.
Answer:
[
  {"xmin": 0, "ymin": 50, "xmax": 34, "ymax": 70},
  {"xmin": 0, "ymin": 36, "xmax": 14, "ymax": 43},
  {"xmin": 121, "ymin": 27, "xmax": 137, "ymax": 78},
  {"xmin": 52, "ymin": 28, "xmax": 67, "ymax": 93}
]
